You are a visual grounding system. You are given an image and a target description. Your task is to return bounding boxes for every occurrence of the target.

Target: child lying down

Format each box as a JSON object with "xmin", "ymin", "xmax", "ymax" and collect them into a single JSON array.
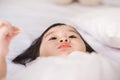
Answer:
[{"xmin": 0, "ymin": 20, "xmax": 120, "ymax": 80}]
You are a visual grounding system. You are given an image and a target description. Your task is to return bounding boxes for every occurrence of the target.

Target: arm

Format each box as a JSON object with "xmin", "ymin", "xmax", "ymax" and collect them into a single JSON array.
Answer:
[
  {"xmin": 0, "ymin": 20, "xmax": 20, "ymax": 79},
  {"xmin": 0, "ymin": 55, "xmax": 6, "ymax": 79}
]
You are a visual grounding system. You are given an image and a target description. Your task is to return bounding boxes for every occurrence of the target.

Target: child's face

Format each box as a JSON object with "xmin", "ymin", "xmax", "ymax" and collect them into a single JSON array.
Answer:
[{"xmin": 39, "ymin": 25, "xmax": 86, "ymax": 57}]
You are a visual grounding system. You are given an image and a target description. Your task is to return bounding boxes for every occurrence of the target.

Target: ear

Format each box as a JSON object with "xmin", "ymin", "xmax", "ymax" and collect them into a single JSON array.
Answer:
[{"xmin": 78, "ymin": 0, "xmax": 100, "ymax": 6}]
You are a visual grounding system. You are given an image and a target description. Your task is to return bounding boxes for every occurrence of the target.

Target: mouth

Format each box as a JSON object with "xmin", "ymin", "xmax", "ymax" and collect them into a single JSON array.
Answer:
[{"xmin": 58, "ymin": 43, "xmax": 71, "ymax": 49}]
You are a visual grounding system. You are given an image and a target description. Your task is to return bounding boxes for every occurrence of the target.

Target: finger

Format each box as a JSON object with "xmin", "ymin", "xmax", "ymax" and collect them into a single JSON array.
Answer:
[
  {"xmin": 0, "ymin": 27, "xmax": 10, "ymax": 43},
  {"xmin": 8, "ymin": 26, "xmax": 21, "ymax": 38},
  {"xmin": 12, "ymin": 26, "xmax": 21, "ymax": 33},
  {"xmin": 0, "ymin": 26, "xmax": 18, "ymax": 40},
  {"xmin": 0, "ymin": 20, "xmax": 12, "ymax": 28},
  {"xmin": 0, "ymin": 20, "xmax": 20, "ymax": 39}
]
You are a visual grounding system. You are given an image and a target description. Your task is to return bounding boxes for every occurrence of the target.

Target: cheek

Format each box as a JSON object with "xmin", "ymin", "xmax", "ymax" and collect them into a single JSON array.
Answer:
[
  {"xmin": 39, "ymin": 41, "xmax": 48, "ymax": 56},
  {"xmin": 40, "ymin": 41, "xmax": 57, "ymax": 56},
  {"xmin": 73, "ymin": 40, "xmax": 86, "ymax": 51}
]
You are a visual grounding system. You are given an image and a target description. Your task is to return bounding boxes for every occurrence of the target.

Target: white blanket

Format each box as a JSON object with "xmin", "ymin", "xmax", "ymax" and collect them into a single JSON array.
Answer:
[
  {"xmin": 10, "ymin": 51, "xmax": 120, "ymax": 80},
  {"xmin": 1, "ymin": 0, "xmax": 120, "ymax": 79}
]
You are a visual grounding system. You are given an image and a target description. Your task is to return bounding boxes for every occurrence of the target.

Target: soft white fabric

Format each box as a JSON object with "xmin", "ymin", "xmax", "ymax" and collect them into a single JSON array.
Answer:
[
  {"xmin": 52, "ymin": 0, "xmax": 73, "ymax": 4},
  {"xmin": 101, "ymin": 0, "xmax": 120, "ymax": 6},
  {"xmin": 7, "ymin": 31, "xmax": 32, "ymax": 59},
  {"xmin": 79, "ymin": 0, "xmax": 101, "ymax": 6},
  {"xmin": 70, "ymin": 8, "xmax": 120, "ymax": 48},
  {"xmin": 1, "ymin": 0, "xmax": 120, "ymax": 79},
  {"xmin": 10, "ymin": 51, "xmax": 120, "ymax": 80}
]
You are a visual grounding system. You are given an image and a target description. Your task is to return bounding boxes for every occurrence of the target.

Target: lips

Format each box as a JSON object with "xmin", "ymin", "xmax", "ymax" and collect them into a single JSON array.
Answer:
[{"xmin": 58, "ymin": 43, "xmax": 71, "ymax": 49}]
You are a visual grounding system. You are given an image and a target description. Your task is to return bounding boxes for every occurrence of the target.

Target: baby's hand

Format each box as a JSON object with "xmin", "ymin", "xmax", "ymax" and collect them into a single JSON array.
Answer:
[{"xmin": 0, "ymin": 20, "xmax": 20, "ymax": 57}]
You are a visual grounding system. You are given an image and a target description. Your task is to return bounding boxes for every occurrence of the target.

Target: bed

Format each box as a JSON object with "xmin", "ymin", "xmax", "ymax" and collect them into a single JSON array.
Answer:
[{"xmin": 0, "ymin": 0, "xmax": 120, "ymax": 79}]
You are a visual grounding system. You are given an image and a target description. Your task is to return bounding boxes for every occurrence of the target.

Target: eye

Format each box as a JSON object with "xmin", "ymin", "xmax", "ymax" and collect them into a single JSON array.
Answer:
[
  {"xmin": 69, "ymin": 35, "xmax": 77, "ymax": 38},
  {"xmin": 49, "ymin": 37, "xmax": 57, "ymax": 40}
]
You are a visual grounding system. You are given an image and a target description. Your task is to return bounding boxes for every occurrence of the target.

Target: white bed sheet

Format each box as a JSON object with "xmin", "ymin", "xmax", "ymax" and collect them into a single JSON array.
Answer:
[{"xmin": 0, "ymin": 0, "xmax": 120, "ymax": 79}]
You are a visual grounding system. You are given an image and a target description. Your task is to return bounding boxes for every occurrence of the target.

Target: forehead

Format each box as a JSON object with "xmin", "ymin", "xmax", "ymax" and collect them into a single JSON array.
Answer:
[
  {"xmin": 43, "ymin": 25, "xmax": 80, "ymax": 38},
  {"xmin": 46, "ymin": 25, "xmax": 78, "ymax": 33}
]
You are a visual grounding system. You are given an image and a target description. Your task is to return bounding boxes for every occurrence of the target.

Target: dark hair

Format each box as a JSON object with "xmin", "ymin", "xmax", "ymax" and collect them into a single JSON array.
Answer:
[{"xmin": 12, "ymin": 23, "xmax": 94, "ymax": 66}]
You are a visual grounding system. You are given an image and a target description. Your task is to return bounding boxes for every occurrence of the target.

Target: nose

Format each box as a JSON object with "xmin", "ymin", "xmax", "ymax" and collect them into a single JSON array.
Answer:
[{"xmin": 59, "ymin": 37, "xmax": 70, "ymax": 43}]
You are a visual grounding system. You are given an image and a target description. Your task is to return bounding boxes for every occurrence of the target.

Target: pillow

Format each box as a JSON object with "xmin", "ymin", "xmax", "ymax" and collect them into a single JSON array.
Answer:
[
  {"xmin": 69, "ymin": 8, "xmax": 120, "ymax": 48},
  {"xmin": 101, "ymin": 0, "xmax": 120, "ymax": 6}
]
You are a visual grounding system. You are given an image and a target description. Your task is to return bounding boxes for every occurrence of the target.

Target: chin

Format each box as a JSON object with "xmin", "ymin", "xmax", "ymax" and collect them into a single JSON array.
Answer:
[{"xmin": 59, "ymin": 50, "xmax": 72, "ymax": 56}]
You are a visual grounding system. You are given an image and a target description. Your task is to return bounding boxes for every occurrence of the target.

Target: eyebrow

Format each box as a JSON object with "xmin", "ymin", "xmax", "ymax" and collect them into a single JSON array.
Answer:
[
  {"xmin": 44, "ymin": 32, "xmax": 54, "ymax": 38},
  {"xmin": 44, "ymin": 29, "xmax": 79, "ymax": 38}
]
